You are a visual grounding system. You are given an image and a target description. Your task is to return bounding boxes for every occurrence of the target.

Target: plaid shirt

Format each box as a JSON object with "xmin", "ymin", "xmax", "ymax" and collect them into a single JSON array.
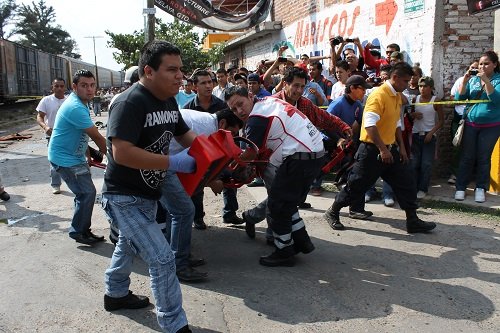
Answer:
[
  {"xmin": 272, "ymin": 90, "xmax": 350, "ymax": 135},
  {"xmin": 312, "ymin": 75, "xmax": 333, "ymax": 101}
]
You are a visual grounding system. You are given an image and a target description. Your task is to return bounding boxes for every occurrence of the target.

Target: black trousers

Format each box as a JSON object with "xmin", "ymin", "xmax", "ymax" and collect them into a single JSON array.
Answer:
[
  {"xmin": 268, "ymin": 157, "xmax": 323, "ymax": 241},
  {"xmin": 334, "ymin": 142, "xmax": 418, "ymax": 212}
]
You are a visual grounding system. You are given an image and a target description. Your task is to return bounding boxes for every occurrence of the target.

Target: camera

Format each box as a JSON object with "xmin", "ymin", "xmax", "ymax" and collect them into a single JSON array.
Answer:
[
  {"xmin": 469, "ymin": 69, "xmax": 479, "ymax": 76},
  {"xmin": 373, "ymin": 77, "xmax": 382, "ymax": 84},
  {"xmin": 330, "ymin": 36, "xmax": 344, "ymax": 46},
  {"xmin": 278, "ymin": 57, "xmax": 288, "ymax": 63},
  {"xmin": 330, "ymin": 36, "xmax": 355, "ymax": 46}
]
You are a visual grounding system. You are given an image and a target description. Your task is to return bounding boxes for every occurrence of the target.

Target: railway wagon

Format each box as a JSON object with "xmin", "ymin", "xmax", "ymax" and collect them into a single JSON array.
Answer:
[
  {"xmin": 0, "ymin": 39, "xmax": 122, "ymax": 103},
  {"xmin": 0, "ymin": 39, "xmax": 65, "ymax": 102},
  {"xmin": 61, "ymin": 56, "xmax": 119, "ymax": 89}
]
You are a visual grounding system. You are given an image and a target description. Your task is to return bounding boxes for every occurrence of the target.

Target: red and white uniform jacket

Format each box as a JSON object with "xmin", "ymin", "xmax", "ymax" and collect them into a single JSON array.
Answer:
[{"xmin": 246, "ymin": 97, "xmax": 324, "ymax": 167}]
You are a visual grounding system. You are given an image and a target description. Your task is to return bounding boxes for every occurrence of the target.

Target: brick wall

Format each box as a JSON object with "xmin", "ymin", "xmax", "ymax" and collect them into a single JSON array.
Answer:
[
  {"xmin": 434, "ymin": 0, "xmax": 494, "ymax": 177},
  {"xmin": 224, "ymin": 0, "xmax": 497, "ymax": 178}
]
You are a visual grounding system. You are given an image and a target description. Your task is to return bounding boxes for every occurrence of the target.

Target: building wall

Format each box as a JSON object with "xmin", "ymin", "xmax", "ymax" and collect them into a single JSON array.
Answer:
[{"xmin": 224, "ymin": 0, "xmax": 496, "ymax": 176}]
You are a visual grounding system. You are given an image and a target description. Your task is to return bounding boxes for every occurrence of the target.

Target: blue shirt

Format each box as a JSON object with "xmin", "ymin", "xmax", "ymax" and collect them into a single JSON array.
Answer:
[
  {"xmin": 175, "ymin": 90, "xmax": 196, "ymax": 109},
  {"xmin": 48, "ymin": 92, "xmax": 94, "ymax": 167},
  {"xmin": 256, "ymin": 87, "xmax": 271, "ymax": 98},
  {"xmin": 456, "ymin": 72, "xmax": 500, "ymax": 125},
  {"xmin": 326, "ymin": 95, "xmax": 363, "ymax": 126},
  {"xmin": 303, "ymin": 81, "xmax": 328, "ymax": 106}
]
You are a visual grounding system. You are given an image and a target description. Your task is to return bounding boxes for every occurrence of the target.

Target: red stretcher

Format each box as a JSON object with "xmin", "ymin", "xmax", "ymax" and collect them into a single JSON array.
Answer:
[{"xmin": 178, "ymin": 130, "xmax": 261, "ymax": 196}]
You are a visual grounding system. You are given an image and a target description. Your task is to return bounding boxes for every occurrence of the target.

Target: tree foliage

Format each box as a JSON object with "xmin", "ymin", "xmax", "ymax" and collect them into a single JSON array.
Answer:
[
  {"xmin": 0, "ymin": 0, "xmax": 16, "ymax": 39},
  {"xmin": 14, "ymin": 0, "xmax": 79, "ymax": 58},
  {"xmin": 107, "ymin": 19, "xmax": 215, "ymax": 73},
  {"xmin": 206, "ymin": 42, "xmax": 227, "ymax": 68}
]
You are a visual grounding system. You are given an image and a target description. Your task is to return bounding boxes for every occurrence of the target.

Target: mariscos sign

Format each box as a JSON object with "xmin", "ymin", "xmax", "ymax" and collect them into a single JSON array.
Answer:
[{"xmin": 292, "ymin": 0, "xmax": 398, "ymax": 48}]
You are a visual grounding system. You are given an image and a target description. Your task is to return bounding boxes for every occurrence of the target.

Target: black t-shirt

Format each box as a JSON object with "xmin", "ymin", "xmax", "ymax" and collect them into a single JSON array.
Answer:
[
  {"xmin": 183, "ymin": 95, "xmax": 227, "ymax": 114},
  {"xmin": 103, "ymin": 83, "xmax": 190, "ymax": 199}
]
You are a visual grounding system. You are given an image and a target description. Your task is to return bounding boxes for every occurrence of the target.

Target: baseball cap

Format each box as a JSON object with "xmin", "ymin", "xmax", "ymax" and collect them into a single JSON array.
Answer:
[
  {"xmin": 418, "ymin": 76, "xmax": 434, "ymax": 88},
  {"xmin": 390, "ymin": 51, "xmax": 404, "ymax": 61},
  {"xmin": 247, "ymin": 73, "xmax": 260, "ymax": 83},
  {"xmin": 346, "ymin": 75, "xmax": 372, "ymax": 89},
  {"xmin": 124, "ymin": 66, "xmax": 139, "ymax": 84},
  {"xmin": 301, "ymin": 54, "xmax": 309, "ymax": 59},
  {"xmin": 233, "ymin": 73, "xmax": 247, "ymax": 84}
]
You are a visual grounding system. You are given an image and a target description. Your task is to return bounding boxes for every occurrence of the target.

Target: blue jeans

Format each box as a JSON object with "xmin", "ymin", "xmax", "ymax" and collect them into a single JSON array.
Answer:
[
  {"xmin": 46, "ymin": 138, "xmax": 61, "ymax": 187},
  {"xmin": 93, "ymin": 101, "xmax": 101, "ymax": 116},
  {"xmin": 411, "ymin": 134, "xmax": 436, "ymax": 192},
  {"xmin": 159, "ymin": 170, "xmax": 195, "ymax": 270},
  {"xmin": 383, "ymin": 181, "xmax": 394, "ymax": 200},
  {"xmin": 102, "ymin": 194, "xmax": 188, "ymax": 333},
  {"xmin": 222, "ymin": 188, "xmax": 238, "ymax": 218},
  {"xmin": 456, "ymin": 124, "xmax": 500, "ymax": 191},
  {"xmin": 191, "ymin": 190, "xmax": 205, "ymax": 221},
  {"xmin": 50, "ymin": 162, "xmax": 95, "ymax": 235}
]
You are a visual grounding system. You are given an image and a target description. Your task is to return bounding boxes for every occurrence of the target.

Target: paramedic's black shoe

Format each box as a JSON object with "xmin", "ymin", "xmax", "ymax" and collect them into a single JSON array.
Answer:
[
  {"xmin": 259, "ymin": 250, "xmax": 296, "ymax": 267},
  {"xmin": 406, "ymin": 217, "xmax": 436, "ymax": 233}
]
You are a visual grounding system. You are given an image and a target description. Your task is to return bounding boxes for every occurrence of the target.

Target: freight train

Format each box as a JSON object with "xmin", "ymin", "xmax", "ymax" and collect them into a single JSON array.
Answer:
[{"xmin": 0, "ymin": 39, "xmax": 123, "ymax": 103}]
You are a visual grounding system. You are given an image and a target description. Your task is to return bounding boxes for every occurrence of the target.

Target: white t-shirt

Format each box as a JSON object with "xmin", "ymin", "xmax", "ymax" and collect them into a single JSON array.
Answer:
[
  {"xmin": 330, "ymin": 82, "xmax": 345, "ymax": 100},
  {"xmin": 451, "ymin": 76, "xmax": 465, "ymax": 116},
  {"xmin": 36, "ymin": 94, "xmax": 67, "ymax": 127},
  {"xmin": 212, "ymin": 82, "xmax": 233, "ymax": 101},
  {"xmin": 169, "ymin": 109, "xmax": 218, "ymax": 155},
  {"xmin": 412, "ymin": 96, "xmax": 437, "ymax": 133}
]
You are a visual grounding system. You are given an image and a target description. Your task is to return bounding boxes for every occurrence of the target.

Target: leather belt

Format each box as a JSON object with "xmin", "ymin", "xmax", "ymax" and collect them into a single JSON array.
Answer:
[
  {"xmin": 289, "ymin": 151, "xmax": 325, "ymax": 160},
  {"xmin": 362, "ymin": 142, "xmax": 396, "ymax": 150}
]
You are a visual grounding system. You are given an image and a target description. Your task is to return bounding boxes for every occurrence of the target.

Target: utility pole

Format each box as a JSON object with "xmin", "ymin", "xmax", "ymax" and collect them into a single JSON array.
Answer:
[
  {"xmin": 84, "ymin": 36, "xmax": 104, "ymax": 89},
  {"xmin": 144, "ymin": 0, "xmax": 156, "ymax": 43}
]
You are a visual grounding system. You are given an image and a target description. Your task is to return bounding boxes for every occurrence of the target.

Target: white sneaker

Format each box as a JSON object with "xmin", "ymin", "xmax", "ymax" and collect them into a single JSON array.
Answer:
[
  {"xmin": 475, "ymin": 188, "xmax": 486, "ymax": 203},
  {"xmin": 447, "ymin": 175, "xmax": 456, "ymax": 185},
  {"xmin": 384, "ymin": 198, "xmax": 395, "ymax": 207},
  {"xmin": 454, "ymin": 190, "xmax": 465, "ymax": 201},
  {"xmin": 417, "ymin": 191, "xmax": 426, "ymax": 199},
  {"xmin": 52, "ymin": 186, "xmax": 61, "ymax": 194}
]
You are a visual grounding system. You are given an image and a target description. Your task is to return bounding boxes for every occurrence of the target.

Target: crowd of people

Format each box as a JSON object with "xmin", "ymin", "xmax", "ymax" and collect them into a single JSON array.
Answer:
[{"xmin": 1, "ymin": 36, "xmax": 497, "ymax": 333}]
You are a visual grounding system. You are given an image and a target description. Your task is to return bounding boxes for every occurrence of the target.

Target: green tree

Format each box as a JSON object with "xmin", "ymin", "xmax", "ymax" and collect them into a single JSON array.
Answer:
[
  {"xmin": 206, "ymin": 42, "xmax": 227, "ymax": 68},
  {"xmin": 106, "ymin": 19, "xmax": 210, "ymax": 73},
  {"xmin": 0, "ymin": 0, "xmax": 17, "ymax": 39},
  {"xmin": 15, "ymin": 0, "xmax": 79, "ymax": 57},
  {"xmin": 105, "ymin": 29, "xmax": 143, "ymax": 70}
]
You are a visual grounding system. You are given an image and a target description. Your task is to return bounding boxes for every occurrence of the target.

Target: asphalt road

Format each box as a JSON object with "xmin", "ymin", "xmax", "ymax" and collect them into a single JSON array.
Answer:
[{"xmin": 1, "ymin": 125, "xmax": 499, "ymax": 333}]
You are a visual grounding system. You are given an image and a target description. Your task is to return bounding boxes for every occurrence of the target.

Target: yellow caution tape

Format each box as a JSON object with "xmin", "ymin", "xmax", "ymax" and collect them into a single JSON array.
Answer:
[
  {"xmin": 409, "ymin": 99, "xmax": 489, "ymax": 106},
  {"xmin": 318, "ymin": 99, "xmax": 489, "ymax": 109}
]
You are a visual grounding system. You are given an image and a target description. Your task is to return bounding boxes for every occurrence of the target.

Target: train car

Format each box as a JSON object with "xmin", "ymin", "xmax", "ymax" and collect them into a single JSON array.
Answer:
[
  {"xmin": 0, "ymin": 40, "xmax": 64, "ymax": 102},
  {"xmin": 0, "ymin": 39, "xmax": 122, "ymax": 103},
  {"xmin": 111, "ymin": 70, "xmax": 122, "ymax": 87},
  {"xmin": 61, "ymin": 56, "xmax": 122, "ymax": 90}
]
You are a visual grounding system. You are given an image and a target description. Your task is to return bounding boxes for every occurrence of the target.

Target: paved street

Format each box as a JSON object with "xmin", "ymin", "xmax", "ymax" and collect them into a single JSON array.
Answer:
[{"xmin": 0, "ymin": 123, "xmax": 499, "ymax": 332}]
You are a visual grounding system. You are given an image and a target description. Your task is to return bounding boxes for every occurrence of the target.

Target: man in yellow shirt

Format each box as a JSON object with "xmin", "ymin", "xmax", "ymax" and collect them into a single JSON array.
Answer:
[{"xmin": 324, "ymin": 62, "xmax": 436, "ymax": 233}]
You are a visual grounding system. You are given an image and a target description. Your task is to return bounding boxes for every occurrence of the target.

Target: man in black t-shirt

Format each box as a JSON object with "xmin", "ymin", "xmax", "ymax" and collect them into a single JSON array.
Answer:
[{"xmin": 102, "ymin": 41, "xmax": 195, "ymax": 333}]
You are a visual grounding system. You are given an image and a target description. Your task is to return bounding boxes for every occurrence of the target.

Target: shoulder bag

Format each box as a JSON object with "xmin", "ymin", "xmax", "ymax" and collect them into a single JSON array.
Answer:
[{"xmin": 452, "ymin": 84, "xmax": 484, "ymax": 147}]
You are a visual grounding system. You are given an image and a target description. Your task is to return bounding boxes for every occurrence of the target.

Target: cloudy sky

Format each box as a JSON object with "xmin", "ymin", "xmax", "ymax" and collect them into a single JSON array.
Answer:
[{"xmin": 14, "ymin": 0, "xmax": 176, "ymax": 71}]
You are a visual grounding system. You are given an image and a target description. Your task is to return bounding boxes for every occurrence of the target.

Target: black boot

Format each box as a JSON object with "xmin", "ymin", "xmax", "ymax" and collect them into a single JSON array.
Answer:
[
  {"xmin": 405, "ymin": 209, "xmax": 436, "ymax": 233},
  {"xmin": 324, "ymin": 206, "xmax": 344, "ymax": 230},
  {"xmin": 259, "ymin": 246, "xmax": 296, "ymax": 267},
  {"xmin": 292, "ymin": 228, "xmax": 315, "ymax": 254}
]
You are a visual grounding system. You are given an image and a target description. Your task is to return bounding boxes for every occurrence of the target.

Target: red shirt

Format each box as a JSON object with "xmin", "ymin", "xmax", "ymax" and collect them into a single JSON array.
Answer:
[{"xmin": 272, "ymin": 90, "xmax": 350, "ymax": 134}]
